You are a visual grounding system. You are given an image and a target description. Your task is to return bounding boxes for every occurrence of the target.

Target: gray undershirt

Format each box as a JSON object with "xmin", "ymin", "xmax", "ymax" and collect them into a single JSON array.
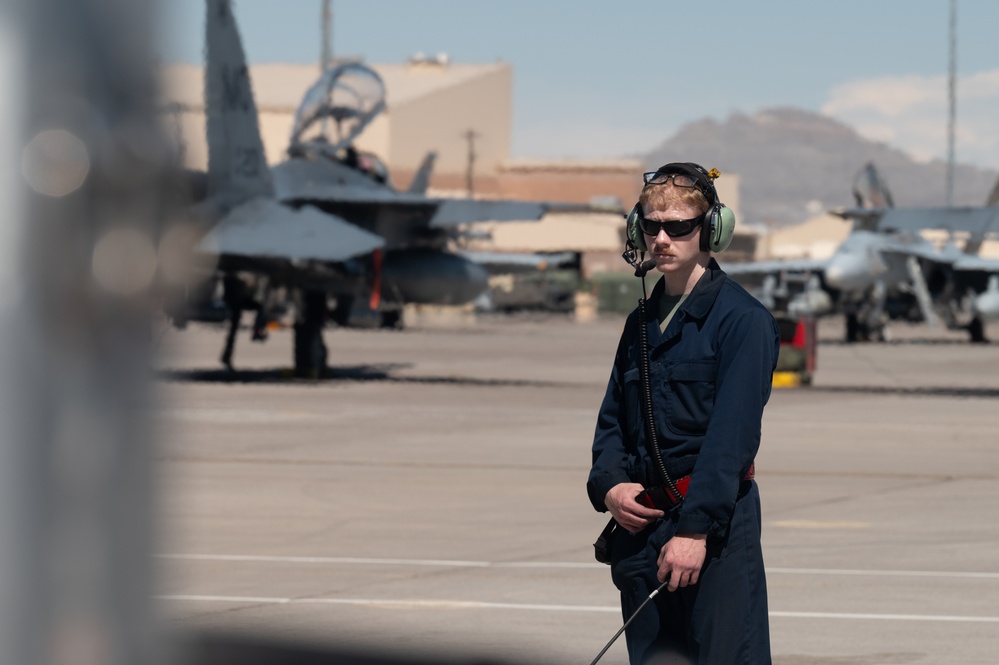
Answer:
[{"xmin": 658, "ymin": 292, "xmax": 689, "ymax": 333}]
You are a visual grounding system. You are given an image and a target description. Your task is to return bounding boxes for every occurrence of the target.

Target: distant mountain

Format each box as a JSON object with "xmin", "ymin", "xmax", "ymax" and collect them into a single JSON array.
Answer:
[{"xmin": 643, "ymin": 107, "xmax": 999, "ymax": 228}]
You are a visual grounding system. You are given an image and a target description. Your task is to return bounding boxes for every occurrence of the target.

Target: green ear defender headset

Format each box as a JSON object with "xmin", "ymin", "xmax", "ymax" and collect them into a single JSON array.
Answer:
[{"xmin": 624, "ymin": 162, "xmax": 736, "ymax": 256}]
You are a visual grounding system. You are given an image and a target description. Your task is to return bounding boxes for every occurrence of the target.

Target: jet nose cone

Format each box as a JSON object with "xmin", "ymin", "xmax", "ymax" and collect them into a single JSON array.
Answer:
[{"xmin": 825, "ymin": 255, "xmax": 875, "ymax": 292}]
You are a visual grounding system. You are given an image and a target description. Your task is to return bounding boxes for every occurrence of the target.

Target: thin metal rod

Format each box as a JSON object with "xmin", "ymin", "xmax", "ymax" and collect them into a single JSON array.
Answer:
[{"xmin": 589, "ymin": 581, "xmax": 669, "ymax": 665}]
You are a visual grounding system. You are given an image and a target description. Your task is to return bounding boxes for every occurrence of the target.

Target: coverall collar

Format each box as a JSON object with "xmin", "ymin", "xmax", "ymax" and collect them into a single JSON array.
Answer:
[{"xmin": 646, "ymin": 258, "xmax": 727, "ymax": 345}]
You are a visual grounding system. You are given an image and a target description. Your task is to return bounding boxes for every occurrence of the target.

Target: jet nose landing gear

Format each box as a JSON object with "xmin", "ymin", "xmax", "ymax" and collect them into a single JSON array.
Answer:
[{"xmin": 293, "ymin": 289, "xmax": 330, "ymax": 378}]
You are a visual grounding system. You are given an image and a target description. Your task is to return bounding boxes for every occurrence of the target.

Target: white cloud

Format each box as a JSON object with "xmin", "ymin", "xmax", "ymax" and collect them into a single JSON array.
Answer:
[{"xmin": 821, "ymin": 69, "xmax": 999, "ymax": 170}]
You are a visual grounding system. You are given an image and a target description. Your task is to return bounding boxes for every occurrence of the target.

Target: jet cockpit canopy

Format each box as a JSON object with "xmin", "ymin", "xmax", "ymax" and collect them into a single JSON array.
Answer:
[{"xmin": 288, "ymin": 62, "xmax": 386, "ymax": 159}]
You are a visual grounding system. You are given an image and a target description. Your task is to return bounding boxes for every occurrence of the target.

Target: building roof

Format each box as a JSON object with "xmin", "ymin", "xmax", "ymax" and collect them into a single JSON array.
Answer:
[
  {"xmin": 499, "ymin": 158, "xmax": 645, "ymax": 174},
  {"xmin": 160, "ymin": 61, "xmax": 509, "ymax": 112},
  {"xmin": 376, "ymin": 61, "xmax": 508, "ymax": 106},
  {"xmin": 463, "ymin": 212, "xmax": 625, "ymax": 253},
  {"xmin": 764, "ymin": 213, "xmax": 852, "ymax": 259}
]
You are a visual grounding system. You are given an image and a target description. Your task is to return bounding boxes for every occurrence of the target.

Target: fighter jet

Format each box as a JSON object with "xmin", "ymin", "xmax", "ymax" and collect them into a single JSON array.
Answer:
[
  {"xmin": 164, "ymin": 0, "xmax": 385, "ymax": 376},
  {"xmin": 167, "ymin": 0, "xmax": 556, "ymax": 375},
  {"xmin": 724, "ymin": 163, "xmax": 999, "ymax": 342},
  {"xmin": 269, "ymin": 62, "xmax": 552, "ymax": 328}
]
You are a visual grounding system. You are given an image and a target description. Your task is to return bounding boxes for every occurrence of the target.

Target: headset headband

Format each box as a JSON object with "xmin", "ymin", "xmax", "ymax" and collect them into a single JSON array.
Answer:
[{"xmin": 647, "ymin": 162, "xmax": 718, "ymax": 207}]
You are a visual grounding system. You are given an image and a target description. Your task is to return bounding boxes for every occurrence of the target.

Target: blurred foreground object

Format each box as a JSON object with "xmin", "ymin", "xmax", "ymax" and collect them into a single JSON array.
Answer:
[{"xmin": 0, "ymin": 0, "xmax": 169, "ymax": 663}]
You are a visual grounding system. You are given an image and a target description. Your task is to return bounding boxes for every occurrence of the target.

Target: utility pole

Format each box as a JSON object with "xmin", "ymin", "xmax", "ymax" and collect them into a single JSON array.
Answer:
[
  {"xmin": 946, "ymin": 0, "xmax": 957, "ymax": 206},
  {"xmin": 321, "ymin": 0, "xmax": 333, "ymax": 72},
  {"xmin": 463, "ymin": 128, "xmax": 480, "ymax": 197},
  {"xmin": 319, "ymin": 0, "xmax": 333, "ymax": 137}
]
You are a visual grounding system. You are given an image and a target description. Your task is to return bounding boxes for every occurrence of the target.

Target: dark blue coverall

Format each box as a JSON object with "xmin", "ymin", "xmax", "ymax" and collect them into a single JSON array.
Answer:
[{"xmin": 587, "ymin": 259, "xmax": 779, "ymax": 664}]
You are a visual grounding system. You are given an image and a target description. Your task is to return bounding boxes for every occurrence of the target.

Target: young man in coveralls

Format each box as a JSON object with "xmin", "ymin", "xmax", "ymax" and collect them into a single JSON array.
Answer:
[{"xmin": 587, "ymin": 163, "xmax": 779, "ymax": 664}]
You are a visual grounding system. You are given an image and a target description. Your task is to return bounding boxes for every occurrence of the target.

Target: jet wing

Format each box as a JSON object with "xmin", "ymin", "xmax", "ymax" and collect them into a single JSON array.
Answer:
[
  {"xmin": 874, "ymin": 234, "xmax": 954, "ymax": 263},
  {"xmin": 952, "ymin": 255, "xmax": 999, "ymax": 272},
  {"xmin": 830, "ymin": 207, "xmax": 887, "ymax": 222},
  {"xmin": 197, "ymin": 197, "xmax": 384, "ymax": 262},
  {"xmin": 721, "ymin": 257, "xmax": 829, "ymax": 277},
  {"xmin": 876, "ymin": 207, "xmax": 999, "ymax": 236},
  {"xmin": 719, "ymin": 257, "xmax": 833, "ymax": 316},
  {"xmin": 273, "ymin": 160, "xmax": 547, "ymax": 224},
  {"xmin": 428, "ymin": 199, "xmax": 546, "ymax": 227}
]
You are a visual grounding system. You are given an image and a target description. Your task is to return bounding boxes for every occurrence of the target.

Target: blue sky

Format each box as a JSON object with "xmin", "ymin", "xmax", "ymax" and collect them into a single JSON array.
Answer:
[{"xmin": 160, "ymin": 1, "xmax": 999, "ymax": 168}]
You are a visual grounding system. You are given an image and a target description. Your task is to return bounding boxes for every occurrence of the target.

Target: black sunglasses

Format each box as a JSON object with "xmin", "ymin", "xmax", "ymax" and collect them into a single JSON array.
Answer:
[{"xmin": 637, "ymin": 211, "xmax": 705, "ymax": 238}]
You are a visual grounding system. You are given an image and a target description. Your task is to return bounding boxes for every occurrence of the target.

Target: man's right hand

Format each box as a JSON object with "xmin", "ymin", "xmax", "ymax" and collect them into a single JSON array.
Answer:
[{"xmin": 604, "ymin": 483, "xmax": 664, "ymax": 534}]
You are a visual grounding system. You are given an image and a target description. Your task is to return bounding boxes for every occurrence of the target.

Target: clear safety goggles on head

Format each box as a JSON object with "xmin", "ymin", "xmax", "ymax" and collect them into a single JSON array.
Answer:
[
  {"xmin": 642, "ymin": 171, "xmax": 702, "ymax": 188},
  {"xmin": 637, "ymin": 210, "xmax": 706, "ymax": 238}
]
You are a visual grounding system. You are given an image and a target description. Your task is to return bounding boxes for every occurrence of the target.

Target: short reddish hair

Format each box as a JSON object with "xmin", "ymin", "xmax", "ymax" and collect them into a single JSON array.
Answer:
[{"xmin": 639, "ymin": 182, "xmax": 710, "ymax": 216}]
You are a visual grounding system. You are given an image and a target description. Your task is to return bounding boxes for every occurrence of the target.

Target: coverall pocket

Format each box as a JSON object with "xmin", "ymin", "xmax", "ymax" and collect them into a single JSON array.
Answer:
[
  {"xmin": 664, "ymin": 361, "xmax": 715, "ymax": 435},
  {"xmin": 622, "ymin": 367, "xmax": 642, "ymax": 442}
]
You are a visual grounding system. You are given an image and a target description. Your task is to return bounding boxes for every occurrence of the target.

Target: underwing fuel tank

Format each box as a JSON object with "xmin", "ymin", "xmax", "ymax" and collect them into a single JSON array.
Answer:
[
  {"xmin": 788, "ymin": 289, "xmax": 833, "ymax": 318},
  {"xmin": 974, "ymin": 275, "xmax": 999, "ymax": 320},
  {"xmin": 382, "ymin": 249, "xmax": 489, "ymax": 305}
]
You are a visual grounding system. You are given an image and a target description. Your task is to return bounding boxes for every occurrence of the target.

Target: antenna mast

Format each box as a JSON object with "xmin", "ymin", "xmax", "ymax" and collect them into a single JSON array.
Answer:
[{"xmin": 946, "ymin": 0, "xmax": 957, "ymax": 206}]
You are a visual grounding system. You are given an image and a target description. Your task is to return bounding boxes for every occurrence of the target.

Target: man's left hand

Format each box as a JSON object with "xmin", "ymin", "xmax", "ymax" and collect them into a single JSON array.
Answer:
[{"xmin": 657, "ymin": 534, "xmax": 707, "ymax": 592}]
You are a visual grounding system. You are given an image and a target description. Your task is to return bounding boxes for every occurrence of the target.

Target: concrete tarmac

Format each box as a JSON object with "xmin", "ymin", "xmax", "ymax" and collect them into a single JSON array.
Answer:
[{"xmin": 154, "ymin": 315, "xmax": 999, "ymax": 665}]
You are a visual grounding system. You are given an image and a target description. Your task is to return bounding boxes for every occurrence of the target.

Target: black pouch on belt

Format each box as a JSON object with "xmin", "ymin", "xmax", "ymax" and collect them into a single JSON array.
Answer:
[
  {"xmin": 593, "ymin": 517, "xmax": 618, "ymax": 564},
  {"xmin": 636, "ymin": 484, "xmax": 682, "ymax": 511}
]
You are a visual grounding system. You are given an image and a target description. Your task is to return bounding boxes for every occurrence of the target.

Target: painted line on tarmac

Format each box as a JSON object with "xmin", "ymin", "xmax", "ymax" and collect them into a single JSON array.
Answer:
[
  {"xmin": 158, "ymin": 554, "xmax": 999, "ymax": 579},
  {"xmin": 157, "ymin": 595, "xmax": 999, "ymax": 623},
  {"xmin": 163, "ymin": 594, "xmax": 291, "ymax": 604},
  {"xmin": 769, "ymin": 611, "xmax": 999, "ymax": 623},
  {"xmin": 770, "ymin": 520, "xmax": 870, "ymax": 529},
  {"xmin": 766, "ymin": 567, "xmax": 999, "ymax": 580},
  {"xmin": 157, "ymin": 595, "xmax": 616, "ymax": 613},
  {"xmin": 157, "ymin": 554, "xmax": 600, "ymax": 569}
]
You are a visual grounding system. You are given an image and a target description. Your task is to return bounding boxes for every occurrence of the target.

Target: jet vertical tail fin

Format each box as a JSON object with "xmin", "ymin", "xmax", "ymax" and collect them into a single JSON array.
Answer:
[
  {"xmin": 852, "ymin": 162, "xmax": 895, "ymax": 210},
  {"xmin": 406, "ymin": 151, "xmax": 437, "ymax": 194},
  {"xmin": 963, "ymin": 175, "xmax": 999, "ymax": 255},
  {"xmin": 985, "ymin": 175, "xmax": 999, "ymax": 208},
  {"xmin": 204, "ymin": 0, "xmax": 273, "ymax": 202}
]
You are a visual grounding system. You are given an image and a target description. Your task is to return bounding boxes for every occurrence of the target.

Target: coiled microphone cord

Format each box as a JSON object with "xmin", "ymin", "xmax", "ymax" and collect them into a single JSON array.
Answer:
[
  {"xmin": 588, "ymin": 579, "xmax": 669, "ymax": 665},
  {"xmin": 637, "ymin": 270, "xmax": 680, "ymax": 500}
]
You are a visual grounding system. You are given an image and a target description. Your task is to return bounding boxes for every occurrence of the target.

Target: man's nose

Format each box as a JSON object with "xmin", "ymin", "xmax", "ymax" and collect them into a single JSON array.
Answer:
[{"xmin": 655, "ymin": 229, "xmax": 671, "ymax": 245}]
